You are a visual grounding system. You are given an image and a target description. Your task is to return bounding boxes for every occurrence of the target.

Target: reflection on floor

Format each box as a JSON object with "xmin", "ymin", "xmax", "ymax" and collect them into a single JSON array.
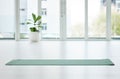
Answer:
[{"xmin": 0, "ymin": 40, "xmax": 120, "ymax": 79}]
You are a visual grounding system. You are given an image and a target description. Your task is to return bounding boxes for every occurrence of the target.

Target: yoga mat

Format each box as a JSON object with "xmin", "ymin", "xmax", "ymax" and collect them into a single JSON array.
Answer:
[{"xmin": 6, "ymin": 59, "xmax": 114, "ymax": 66}]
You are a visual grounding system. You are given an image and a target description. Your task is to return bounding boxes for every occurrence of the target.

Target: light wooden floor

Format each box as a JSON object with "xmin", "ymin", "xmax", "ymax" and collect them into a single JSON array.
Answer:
[{"xmin": 0, "ymin": 40, "xmax": 120, "ymax": 79}]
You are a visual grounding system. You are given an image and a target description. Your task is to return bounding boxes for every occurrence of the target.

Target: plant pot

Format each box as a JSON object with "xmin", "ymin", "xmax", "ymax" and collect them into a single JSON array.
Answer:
[{"xmin": 29, "ymin": 32, "xmax": 41, "ymax": 42}]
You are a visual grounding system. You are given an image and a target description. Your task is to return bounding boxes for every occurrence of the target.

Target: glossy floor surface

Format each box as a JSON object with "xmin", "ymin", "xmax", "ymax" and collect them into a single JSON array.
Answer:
[{"xmin": 0, "ymin": 40, "xmax": 120, "ymax": 79}]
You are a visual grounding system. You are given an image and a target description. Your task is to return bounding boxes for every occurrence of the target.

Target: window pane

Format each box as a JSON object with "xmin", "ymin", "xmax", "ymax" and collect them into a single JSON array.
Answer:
[
  {"xmin": 66, "ymin": 0, "xmax": 85, "ymax": 38},
  {"xmin": 111, "ymin": 0, "xmax": 120, "ymax": 38},
  {"xmin": 20, "ymin": 0, "xmax": 27, "ymax": 39},
  {"xmin": 88, "ymin": 0, "xmax": 106, "ymax": 38},
  {"xmin": 20, "ymin": 0, "xmax": 38, "ymax": 39},
  {"xmin": 0, "ymin": 0, "xmax": 15, "ymax": 38},
  {"xmin": 41, "ymin": 0, "xmax": 60, "ymax": 39}
]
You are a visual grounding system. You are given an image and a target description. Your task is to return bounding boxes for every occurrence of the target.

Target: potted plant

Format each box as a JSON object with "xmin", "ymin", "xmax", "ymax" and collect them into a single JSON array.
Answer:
[{"xmin": 26, "ymin": 13, "xmax": 42, "ymax": 42}]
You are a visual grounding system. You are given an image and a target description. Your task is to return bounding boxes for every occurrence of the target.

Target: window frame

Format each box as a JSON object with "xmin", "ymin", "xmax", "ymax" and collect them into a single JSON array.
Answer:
[{"xmin": 15, "ymin": 0, "xmax": 113, "ymax": 41}]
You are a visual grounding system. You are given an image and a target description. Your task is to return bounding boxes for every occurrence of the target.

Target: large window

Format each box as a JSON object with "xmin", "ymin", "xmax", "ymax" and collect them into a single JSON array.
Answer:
[
  {"xmin": 17, "ymin": 0, "xmax": 120, "ymax": 40},
  {"xmin": 0, "ymin": 0, "xmax": 15, "ymax": 39}
]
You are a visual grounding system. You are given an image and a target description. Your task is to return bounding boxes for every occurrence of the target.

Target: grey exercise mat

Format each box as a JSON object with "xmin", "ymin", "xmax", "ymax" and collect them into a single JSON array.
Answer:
[{"xmin": 6, "ymin": 59, "xmax": 114, "ymax": 66}]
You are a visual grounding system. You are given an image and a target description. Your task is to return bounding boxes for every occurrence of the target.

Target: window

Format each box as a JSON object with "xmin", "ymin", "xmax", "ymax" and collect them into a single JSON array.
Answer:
[
  {"xmin": 20, "ymin": 0, "xmax": 38, "ymax": 39},
  {"xmin": 41, "ymin": 0, "xmax": 60, "ymax": 39},
  {"xmin": 66, "ymin": 0, "xmax": 85, "ymax": 39},
  {"xmin": 0, "ymin": 0, "xmax": 15, "ymax": 39},
  {"xmin": 17, "ymin": 0, "xmax": 120, "ymax": 40},
  {"xmin": 20, "ymin": 0, "xmax": 60, "ymax": 39},
  {"xmin": 88, "ymin": 0, "xmax": 106, "ymax": 38},
  {"xmin": 111, "ymin": 0, "xmax": 120, "ymax": 39}
]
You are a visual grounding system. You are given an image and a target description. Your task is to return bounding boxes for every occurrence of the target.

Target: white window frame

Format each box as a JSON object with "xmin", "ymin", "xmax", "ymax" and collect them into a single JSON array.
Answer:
[
  {"xmin": 15, "ymin": 0, "xmax": 20, "ymax": 41},
  {"xmin": 60, "ymin": 0, "xmax": 66, "ymax": 41},
  {"xmin": 62, "ymin": 0, "xmax": 111, "ymax": 41},
  {"xmin": 106, "ymin": 0, "xmax": 111, "ymax": 41},
  {"xmin": 15, "ymin": 0, "xmax": 112, "ymax": 41}
]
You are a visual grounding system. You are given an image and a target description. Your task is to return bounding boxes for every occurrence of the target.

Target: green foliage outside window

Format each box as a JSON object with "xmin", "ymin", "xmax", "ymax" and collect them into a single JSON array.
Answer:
[
  {"xmin": 111, "ymin": 11, "xmax": 120, "ymax": 35},
  {"xmin": 93, "ymin": 11, "xmax": 120, "ymax": 36}
]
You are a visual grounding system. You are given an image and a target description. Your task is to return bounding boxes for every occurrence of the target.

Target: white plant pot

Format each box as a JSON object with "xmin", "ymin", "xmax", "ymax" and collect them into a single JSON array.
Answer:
[{"xmin": 29, "ymin": 32, "xmax": 41, "ymax": 42}]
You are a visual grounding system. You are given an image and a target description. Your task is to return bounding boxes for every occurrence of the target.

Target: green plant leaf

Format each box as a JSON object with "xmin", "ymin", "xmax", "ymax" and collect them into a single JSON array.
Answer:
[
  {"xmin": 32, "ymin": 13, "xmax": 36, "ymax": 23},
  {"xmin": 35, "ymin": 16, "xmax": 41, "ymax": 23},
  {"xmin": 30, "ymin": 27, "xmax": 37, "ymax": 32},
  {"xmin": 27, "ymin": 13, "xmax": 42, "ymax": 32}
]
